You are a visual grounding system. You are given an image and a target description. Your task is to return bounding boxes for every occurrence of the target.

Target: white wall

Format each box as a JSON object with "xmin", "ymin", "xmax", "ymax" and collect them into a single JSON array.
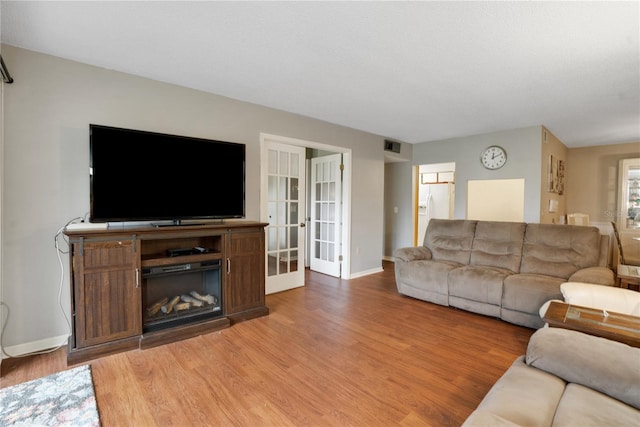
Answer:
[{"xmin": 0, "ymin": 45, "xmax": 386, "ymax": 351}]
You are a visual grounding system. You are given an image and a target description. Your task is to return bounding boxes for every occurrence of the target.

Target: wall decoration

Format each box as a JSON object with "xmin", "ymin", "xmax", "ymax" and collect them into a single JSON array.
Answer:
[
  {"xmin": 547, "ymin": 155, "xmax": 564, "ymax": 194},
  {"xmin": 548, "ymin": 155, "xmax": 557, "ymax": 193},
  {"xmin": 557, "ymin": 159, "xmax": 565, "ymax": 195},
  {"xmin": 468, "ymin": 179, "xmax": 525, "ymax": 222}
]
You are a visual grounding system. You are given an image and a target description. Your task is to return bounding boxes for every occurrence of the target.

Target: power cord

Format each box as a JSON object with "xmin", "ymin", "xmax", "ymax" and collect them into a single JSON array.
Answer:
[{"xmin": 0, "ymin": 216, "xmax": 83, "ymax": 359}]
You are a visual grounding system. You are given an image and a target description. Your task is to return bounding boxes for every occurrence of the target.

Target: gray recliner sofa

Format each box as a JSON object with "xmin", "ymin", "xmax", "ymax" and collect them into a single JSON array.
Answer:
[
  {"xmin": 393, "ymin": 219, "xmax": 614, "ymax": 329},
  {"xmin": 463, "ymin": 327, "xmax": 640, "ymax": 426}
]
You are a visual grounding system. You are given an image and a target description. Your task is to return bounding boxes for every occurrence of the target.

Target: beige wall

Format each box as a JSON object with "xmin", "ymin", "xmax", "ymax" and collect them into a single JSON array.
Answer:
[
  {"xmin": 540, "ymin": 127, "xmax": 568, "ymax": 224},
  {"xmin": 567, "ymin": 142, "xmax": 639, "ymax": 221},
  {"xmin": 567, "ymin": 141, "xmax": 640, "ymax": 264}
]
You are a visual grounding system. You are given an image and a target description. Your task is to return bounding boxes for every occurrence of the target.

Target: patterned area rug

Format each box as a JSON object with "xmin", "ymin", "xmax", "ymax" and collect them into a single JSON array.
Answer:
[{"xmin": 0, "ymin": 364, "xmax": 100, "ymax": 426}]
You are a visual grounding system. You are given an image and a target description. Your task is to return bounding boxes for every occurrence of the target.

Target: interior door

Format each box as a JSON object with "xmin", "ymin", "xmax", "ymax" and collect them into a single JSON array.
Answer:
[
  {"xmin": 262, "ymin": 141, "xmax": 306, "ymax": 294},
  {"xmin": 310, "ymin": 153, "xmax": 342, "ymax": 277}
]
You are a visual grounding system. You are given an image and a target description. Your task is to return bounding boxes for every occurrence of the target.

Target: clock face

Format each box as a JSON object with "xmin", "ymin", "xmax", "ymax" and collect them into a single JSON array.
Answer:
[{"xmin": 481, "ymin": 146, "xmax": 507, "ymax": 170}]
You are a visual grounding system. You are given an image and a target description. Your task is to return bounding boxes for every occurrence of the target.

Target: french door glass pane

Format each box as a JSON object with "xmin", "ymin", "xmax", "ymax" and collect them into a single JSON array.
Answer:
[
  {"xmin": 268, "ymin": 149, "xmax": 277, "ymax": 174},
  {"xmin": 291, "ymin": 154, "xmax": 299, "ymax": 177},
  {"xmin": 290, "ymin": 202, "xmax": 298, "ymax": 225},
  {"xmin": 290, "ymin": 250, "xmax": 298, "ymax": 272},
  {"xmin": 268, "ymin": 176, "xmax": 277, "ymax": 200},
  {"xmin": 278, "ymin": 253, "xmax": 289, "ymax": 273},
  {"xmin": 279, "ymin": 152, "xmax": 289, "ymax": 175},
  {"xmin": 279, "ymin": 227, "xmax": 287, "ymax": 251},
  {"xmin": 276, "ymin": 202, "xmax": 285, "ymax": 225},
  {"xmin": 279, "ymin": 177, "xmax": 287, "ymax": 200},
  {"xmin": 268, "ymin": 227, "xmax": 277, "ymax": 252},
  {"xmin": 268, "ymin": 255, "xmax": 277, "ymax": 277},
  {"xmin": 290, "ymin": 178, "xmax": 299, "ymax": 200}
]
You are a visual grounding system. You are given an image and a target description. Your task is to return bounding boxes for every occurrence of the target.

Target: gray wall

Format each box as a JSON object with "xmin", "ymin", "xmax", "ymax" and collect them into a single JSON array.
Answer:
[
  {"xmin": 384, "ymin": 126, "xmax": 542, "ymax": 256},
  {"xmin": 1, "ymin": 45, "xmax": 386, "ymax": 349}
]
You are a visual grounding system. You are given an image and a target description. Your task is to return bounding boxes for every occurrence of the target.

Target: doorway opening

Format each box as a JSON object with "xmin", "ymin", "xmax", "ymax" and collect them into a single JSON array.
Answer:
[
  {"xmin": 260, "ymin": 134, "xmax": 352, "ymax": 295},
  {"xmin": 414, "ymin": 162, "xmax": 455, "ymax": 246}
]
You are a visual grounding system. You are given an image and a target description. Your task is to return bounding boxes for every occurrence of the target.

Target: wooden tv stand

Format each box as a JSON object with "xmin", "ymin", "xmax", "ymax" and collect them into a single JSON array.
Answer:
[{"xmin": 64, "ymin": 220, "xmax": 269, "ymax": 364}]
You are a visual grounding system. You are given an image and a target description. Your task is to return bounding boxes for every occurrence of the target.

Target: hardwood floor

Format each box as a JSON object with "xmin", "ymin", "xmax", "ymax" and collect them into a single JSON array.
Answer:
[{"xmin": 1, "ymin": 261, "xmax": 534, "ymax": 426}]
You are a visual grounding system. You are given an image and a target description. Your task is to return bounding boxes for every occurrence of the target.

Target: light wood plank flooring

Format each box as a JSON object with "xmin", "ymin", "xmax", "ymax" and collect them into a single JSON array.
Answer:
[{"xmin": 1, "ymin": 261, "xmax": 534, "ymax": 426}]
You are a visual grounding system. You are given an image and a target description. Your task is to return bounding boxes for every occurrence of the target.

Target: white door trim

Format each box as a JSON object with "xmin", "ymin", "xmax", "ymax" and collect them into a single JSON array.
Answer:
[{"xmin": 260, "ymin": 133, "xmax": 351, "ymax": 280}]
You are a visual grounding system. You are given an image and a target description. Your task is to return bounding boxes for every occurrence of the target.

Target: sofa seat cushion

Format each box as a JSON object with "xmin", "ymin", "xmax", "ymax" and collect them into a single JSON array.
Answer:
[
  {"xmin": 449, "ymin": 266, "xmax": 511, "ymax": 305},
  {"xmin": 395, "ymin": 259, "xmax": 461, "ymax": 293},
  {"xmin": 552, "ymin": 383, "xmax": 640, "ymax": 427},
  {"xmin": 395, "ymin": 259, "xmax": 462, "ymax": 307},
  {"xmin": 526, "ymin": 328, "xmax": 640, "ymax": 409},
  {"xmin": 461, "ymin": 356, "xmax": 565, "ymax": 427},
  {"xmin": 502, "ymin": 274, "xmax": 563, "ymax": 314},
  {"xmin": 568, "ymin": 266, "xmax": 615, "ymax": 286}
]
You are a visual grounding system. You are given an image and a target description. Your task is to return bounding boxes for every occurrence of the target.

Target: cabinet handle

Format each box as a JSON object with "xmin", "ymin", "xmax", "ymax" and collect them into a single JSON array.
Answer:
[
  {"xmin": 227, "ymin": 257, "xmax": 231, "ymax": 274},
  {"xmin": 135, "ymin": 268, "xmax": 140, "ymax": 288}
]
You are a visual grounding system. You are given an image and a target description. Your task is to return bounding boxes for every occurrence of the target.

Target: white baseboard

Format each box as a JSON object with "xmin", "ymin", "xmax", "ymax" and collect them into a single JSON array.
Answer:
[
  {"xmin": 382, "ymin": 255, "xmax": 395, "ymax": 262},
  {"xmin": 348, "ymin": 266, "xmax": 384, "ymax": 279},
  {"xmin": 1, "ymin": 334, "xmax": 69, "ymax": 360}
]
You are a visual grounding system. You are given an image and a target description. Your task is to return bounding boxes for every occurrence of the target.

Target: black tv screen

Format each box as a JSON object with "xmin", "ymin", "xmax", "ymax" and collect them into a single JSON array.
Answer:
[{"xmin": 89, "ymin": 124, "xmax": 245, "ymax": 223}]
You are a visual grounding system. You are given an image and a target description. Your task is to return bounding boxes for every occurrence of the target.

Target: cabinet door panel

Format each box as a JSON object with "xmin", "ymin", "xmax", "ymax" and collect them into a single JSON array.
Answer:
[
  {"xmin": 225, "ymin": 230, "xmax": 265, "ymax": 315},
  {"xmin": 74, "ymin": 240, "xmax": 141, "ymax": 348}
]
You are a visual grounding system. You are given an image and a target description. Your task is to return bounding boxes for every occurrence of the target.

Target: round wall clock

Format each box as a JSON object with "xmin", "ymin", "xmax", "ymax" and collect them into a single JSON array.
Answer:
[{"xmin": 481, "ymin": 145, "xmax": 507, "ymax": 170}]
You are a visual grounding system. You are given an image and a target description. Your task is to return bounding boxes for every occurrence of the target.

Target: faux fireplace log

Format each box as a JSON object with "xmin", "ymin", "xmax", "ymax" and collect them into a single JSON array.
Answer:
[
  {"xmin": 161, "ymin": 296, "xmax": 181, "ymax": 314},
  {"xmin": 148, "ymin": 297, "xmax": 169, "ymax": 316}
]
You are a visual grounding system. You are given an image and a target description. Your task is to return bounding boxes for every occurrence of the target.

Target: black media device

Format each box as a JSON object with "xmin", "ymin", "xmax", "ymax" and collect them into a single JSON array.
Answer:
[
  {"xmin": 167, "ymin": 247, "xmax": 208, "ymax": 257},
  {"xmin": 89, "ymin": 124, "xmax": 246, "ymax": 224}
]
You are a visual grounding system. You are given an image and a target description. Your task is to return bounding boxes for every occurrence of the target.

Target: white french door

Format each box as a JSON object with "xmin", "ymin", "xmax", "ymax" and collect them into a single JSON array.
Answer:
[
  {"xmin": 261, "ymin": 140, "xmax": 306, "ymax": 294},
  {"xmin": 309, "ymin": 153, "xmax": 342, "ymax": 277}
]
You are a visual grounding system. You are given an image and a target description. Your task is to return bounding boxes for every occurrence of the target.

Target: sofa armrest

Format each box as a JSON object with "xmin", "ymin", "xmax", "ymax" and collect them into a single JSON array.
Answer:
[
  {"xmin": 393, "ymin": 246, "xmax": 432, "ymax": 262},
  {"xmin": 526, "ymin": 328, "xmax": 640, "ymax": 409},
  {"xmin": 462, "ymin": 356, "xmax": 566, "ymax": 427},
  {"xmin": 568, "ymin": 266, "xmax": 615, "ymax": 286}
]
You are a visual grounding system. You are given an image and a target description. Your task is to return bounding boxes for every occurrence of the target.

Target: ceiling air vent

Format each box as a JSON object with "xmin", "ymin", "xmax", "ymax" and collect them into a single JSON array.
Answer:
[{"xmin": 384, "ymin": 140, "xmax": 401, "ymax": 153}]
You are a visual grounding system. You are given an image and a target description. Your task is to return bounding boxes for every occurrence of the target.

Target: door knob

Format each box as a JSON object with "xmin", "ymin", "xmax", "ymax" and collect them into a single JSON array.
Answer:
[{"xmin": 300, "ymin": 223, "xmax": 306, "ymax": 227}]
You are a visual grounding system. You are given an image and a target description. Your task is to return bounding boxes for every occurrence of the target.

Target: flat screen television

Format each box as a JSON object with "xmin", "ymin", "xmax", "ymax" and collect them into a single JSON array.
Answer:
[{"xmin": 89, "ymin": 124, "xmax": 245, "ymax": 224}]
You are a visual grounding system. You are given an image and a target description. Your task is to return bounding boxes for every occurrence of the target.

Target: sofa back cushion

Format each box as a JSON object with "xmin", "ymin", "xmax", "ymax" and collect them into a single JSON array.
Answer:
[
  {"xmin": 424, "ymin": 219, "xmax": 477, "ymax": 264},
  {"xmin": 470, "ymin": 221, "xmax": 526, "ymax": 272},
  {"xmin": 520, "ymin": 224, "xmax": 602, "ymax": 279}
]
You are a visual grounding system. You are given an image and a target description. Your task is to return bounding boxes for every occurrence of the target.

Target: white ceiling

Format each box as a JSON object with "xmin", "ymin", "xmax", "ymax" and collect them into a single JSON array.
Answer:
[{"xmin": 1, "ymin": 1, "xmax": 639, "ymax": 148}]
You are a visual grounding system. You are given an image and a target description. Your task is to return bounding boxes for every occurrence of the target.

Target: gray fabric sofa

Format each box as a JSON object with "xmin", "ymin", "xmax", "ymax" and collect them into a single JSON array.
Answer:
[
  {"xmin": 463, "ymin": 327, "xmax": 640, "ymax": 426},
  {"xmin": 393, "ymin": 219, "xmax": 614, "ymax": 328}
]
